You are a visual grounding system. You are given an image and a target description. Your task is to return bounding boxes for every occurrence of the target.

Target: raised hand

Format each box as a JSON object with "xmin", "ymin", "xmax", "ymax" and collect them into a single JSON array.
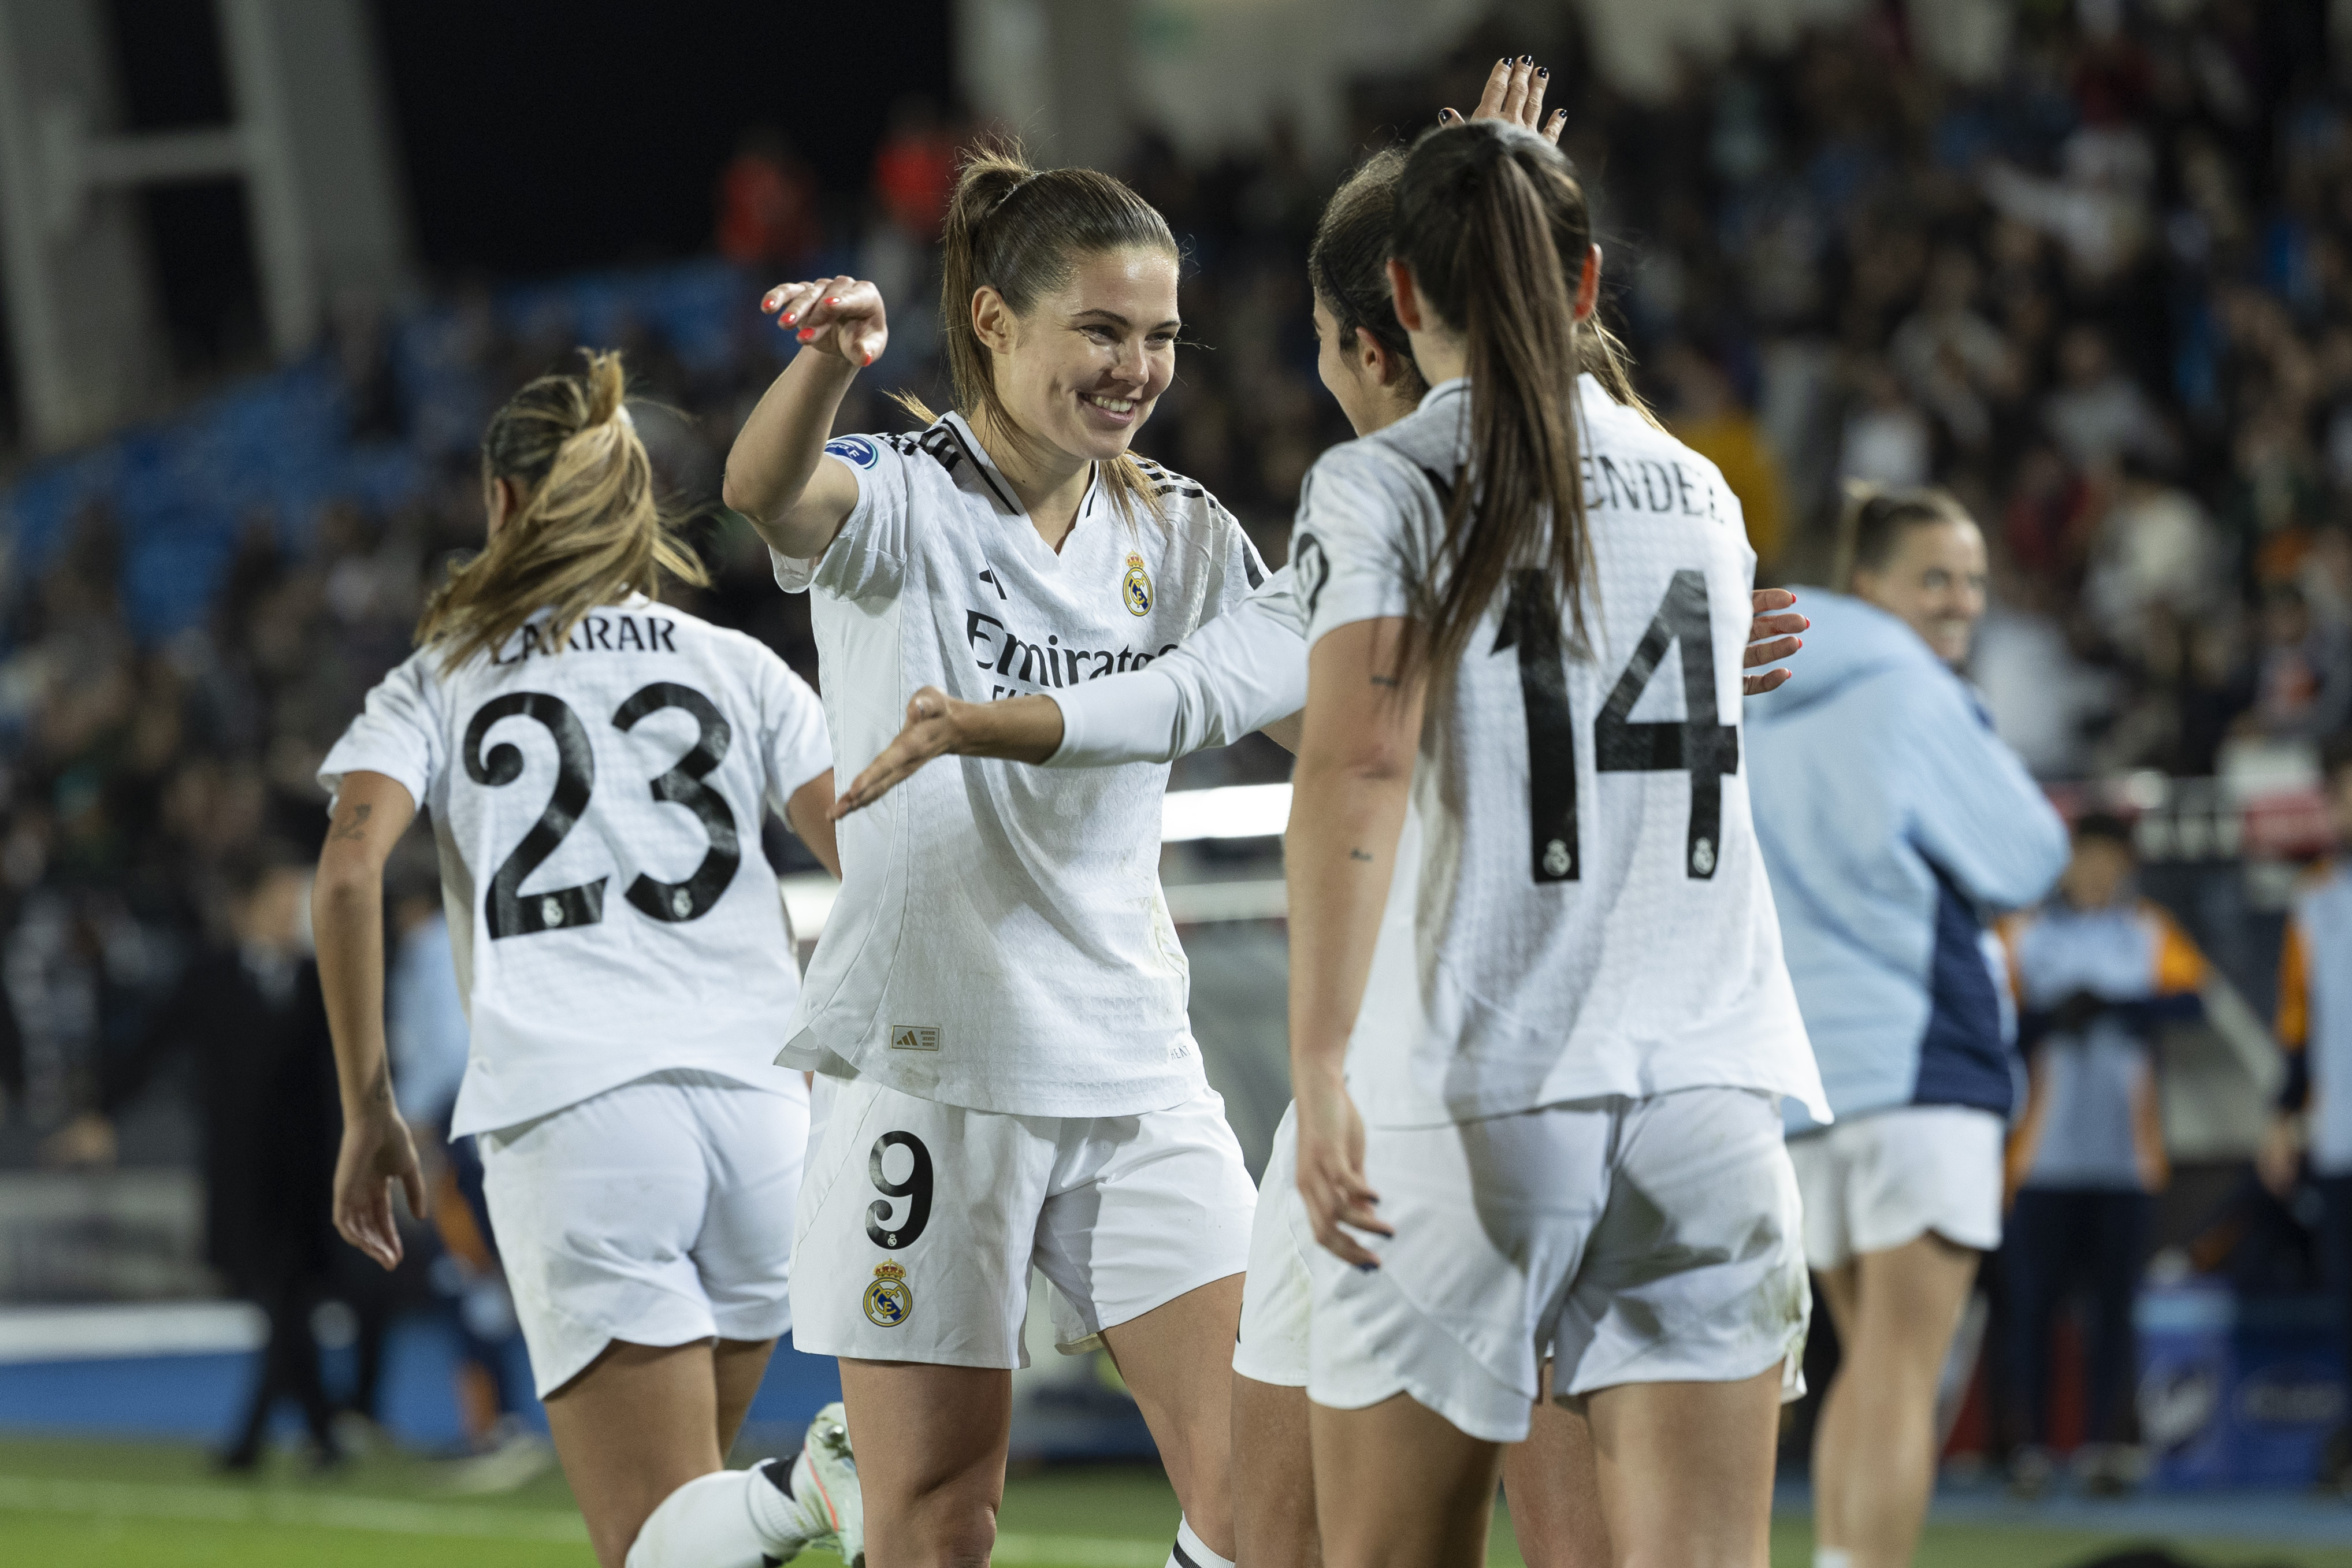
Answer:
[
  {"xmin": 1743, "ymin": 587, "xmax": 1808, "ymax": 697},
  {"xmin": 759, "ymin": 276, "xmax": 890, "ymax": 369},
  {"xmin": 1439, "ymin": 54, "xmax": 1567, "ymax": 145}
]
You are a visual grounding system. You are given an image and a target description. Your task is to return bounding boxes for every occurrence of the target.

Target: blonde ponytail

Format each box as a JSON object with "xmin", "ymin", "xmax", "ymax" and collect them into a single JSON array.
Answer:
[{"xmin": 418, "ymin": 349, "xmax": 708, "ymax": 671}]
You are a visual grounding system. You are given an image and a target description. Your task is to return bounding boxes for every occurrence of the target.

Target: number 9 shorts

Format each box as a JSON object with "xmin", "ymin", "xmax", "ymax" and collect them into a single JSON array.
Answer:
[
  {"xmin": 790, "ymin": 1072, "xmax": 1257, "ymax": 1368},
  {"xmin": 1301, "ymin": 1087, "xmax": 1810, "ymax": 1444}
]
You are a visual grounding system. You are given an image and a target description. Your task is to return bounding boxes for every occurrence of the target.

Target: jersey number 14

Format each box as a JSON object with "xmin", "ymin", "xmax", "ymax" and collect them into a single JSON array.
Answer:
[
  {"xmin": 463, "ymin": 682, "xmax": 740, "ymax": 939},
  {"xmin": 1494, "ymin": 569, "xmax": 1738, "ymax": 885}
]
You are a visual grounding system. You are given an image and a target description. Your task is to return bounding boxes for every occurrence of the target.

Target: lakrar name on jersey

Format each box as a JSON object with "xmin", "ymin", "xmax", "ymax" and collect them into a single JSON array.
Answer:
[
  {"xmin": 490, "ymin": 612, "xmax": 683, "ymax": 666},
  {"xmin": 964, "ymin": 607, "xmax": 1178, "ymax": 700},
  {"xmin": 1581, "ymin": 452, "xmax": 1725, "ymax": 522}
]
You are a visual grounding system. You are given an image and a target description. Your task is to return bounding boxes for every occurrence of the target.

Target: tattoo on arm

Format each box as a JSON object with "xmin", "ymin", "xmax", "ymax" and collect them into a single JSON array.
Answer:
[
  {"xmin": 1348, "ymin": 849, "xmax": 1374, "ymax": 863},
  {"xmin": 330, "ymin": 804, "xmax": 373, "ymax": 843},
  {"xmin": 1369, "ymin": 675, "xmax": 1399, "ymax": 688}
]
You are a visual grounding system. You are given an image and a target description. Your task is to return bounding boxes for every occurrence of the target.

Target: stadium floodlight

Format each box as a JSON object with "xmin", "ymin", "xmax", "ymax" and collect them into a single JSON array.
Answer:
[{"xmin": 1159, "ymin": 782, "xmax": 1291, "ymax": 844}]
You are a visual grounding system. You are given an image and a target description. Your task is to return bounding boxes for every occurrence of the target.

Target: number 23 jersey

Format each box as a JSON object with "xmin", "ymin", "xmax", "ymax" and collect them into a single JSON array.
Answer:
[
  {"xmin": 318, "ymin": 595, "xmax": 834, "ymax": 1137},
  {"xmin": 1298, "ymin": 377, "xmax": 1826, "ymax": 1129}
]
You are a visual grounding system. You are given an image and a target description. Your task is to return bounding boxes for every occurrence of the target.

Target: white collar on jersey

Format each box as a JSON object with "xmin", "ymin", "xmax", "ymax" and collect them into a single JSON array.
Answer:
[
  {"xmin": 937, "ymin": 410, "xmax": 1101, "ymax": 525},
  {"xmin": 1415, "ymin": 373, "xmax": 1610, "ymax": 413}
]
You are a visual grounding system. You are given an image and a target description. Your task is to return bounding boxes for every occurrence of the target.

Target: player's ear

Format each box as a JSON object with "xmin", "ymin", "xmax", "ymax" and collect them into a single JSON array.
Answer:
[
  {"xmin": 1355, "ymin": 327, "xmax": 1395, "ymax": 387},
  {"xmin": 1387, "ymin": 259, "xmax": 1426, "ymax": 333},
  {"xmin": 970, "ymin": 285, "xmax": 1017, "ymax": 357}
]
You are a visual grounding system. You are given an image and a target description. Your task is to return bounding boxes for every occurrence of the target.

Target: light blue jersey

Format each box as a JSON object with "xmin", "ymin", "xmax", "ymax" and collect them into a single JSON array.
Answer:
[{"xmin": 1746, "ymin": 591, "xmax": 2068, "ymax": 1131}]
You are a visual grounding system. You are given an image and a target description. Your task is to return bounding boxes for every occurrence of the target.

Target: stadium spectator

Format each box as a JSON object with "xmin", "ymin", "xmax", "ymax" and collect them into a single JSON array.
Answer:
[
  {"xmin": 2263, "ymin": 732, "xmax": 2352, "ymax": 1487},
  {"xmin": 43, "ymin": 845, "xmax": 348, "ymax": 1469},
  {"xmin": 2000, "ymin": 812, "xmax": 2208, "ymax": 1497},
  {"xmin": 715, "ymin": 126, "xmax": 824, "ymax": 274}
]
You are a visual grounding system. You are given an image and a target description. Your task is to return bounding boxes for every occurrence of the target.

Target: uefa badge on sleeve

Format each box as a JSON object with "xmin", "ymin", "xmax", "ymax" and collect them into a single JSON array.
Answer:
[
  {"xmin": 1123, "ymin": 552, "xmax": 1152, "ymax": 616},
  {"xmin": 864, "ymin": 1261, "xmax": 912, "ymax": 1328}
]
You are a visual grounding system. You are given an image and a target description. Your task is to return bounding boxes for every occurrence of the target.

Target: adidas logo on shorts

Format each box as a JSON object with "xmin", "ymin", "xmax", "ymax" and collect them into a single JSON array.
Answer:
[{"xmin": 890, "ymin": 1024, "xmax": 941, "ymax": 1051}]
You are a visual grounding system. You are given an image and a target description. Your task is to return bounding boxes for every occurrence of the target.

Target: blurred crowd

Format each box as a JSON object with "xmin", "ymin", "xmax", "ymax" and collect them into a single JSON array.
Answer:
[{"xmin": 4, "ymin": 0, "xmax": 2352, "ymax": 1473}]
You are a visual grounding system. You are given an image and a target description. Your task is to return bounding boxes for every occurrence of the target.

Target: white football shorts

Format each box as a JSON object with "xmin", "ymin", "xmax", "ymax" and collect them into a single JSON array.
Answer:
[
  {"xmin": 790, "ymin": 1072, "xmax": 1255, "ymax": 1368},
  {"xmin": 478, "ymin": 1067, "xmax": 809, "ymax": 1398},
  {"xmin": 1303, "ymin": 1087, "xmax": 1809, "ymax": 1444},
  {"xmin": 1233, "ymin": 1103, "xmax": 1310, "ymax": 1387},
  {"xmin": 1786, "ymin": 1102, "xmax": 2005, "ymax": 1270}
]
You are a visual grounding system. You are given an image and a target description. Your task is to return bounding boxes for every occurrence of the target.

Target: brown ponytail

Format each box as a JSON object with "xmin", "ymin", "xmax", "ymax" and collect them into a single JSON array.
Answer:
[
  {"xmin": 895, "ymin": 139, "xmax": 1179, "ymax": 525},
  {"xmin": 1390, "ymin": 120, "xmax": 1598, "ymax": 681},
  {"xmin": 417, "ymin": 349, "xmax": 708, "ymax": 671},
  {"xmin": 1310, "ymin": 144, "xmax": 1658, "ymax": 430}
]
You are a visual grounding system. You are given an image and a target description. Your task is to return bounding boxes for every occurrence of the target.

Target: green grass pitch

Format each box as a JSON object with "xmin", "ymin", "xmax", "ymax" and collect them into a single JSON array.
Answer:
[{"xmin": 2, "ymin": 1435, "xmax": 2349, "ymax": 1566}]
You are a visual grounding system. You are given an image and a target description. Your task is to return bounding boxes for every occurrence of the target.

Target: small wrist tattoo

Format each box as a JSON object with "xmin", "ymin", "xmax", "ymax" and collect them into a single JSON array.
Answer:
[
  {"xmin": 1348, "ymin": 848, "xmax": 1374, "ymax": 863},
  {"xmin": 1369, "ymin": 674, "xmax": 1399, "ymax": 689}
]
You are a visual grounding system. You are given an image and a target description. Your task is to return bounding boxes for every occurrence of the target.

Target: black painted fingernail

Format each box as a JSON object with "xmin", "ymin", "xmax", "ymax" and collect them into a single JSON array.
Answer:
[
  {"xmin": 1499, "ymin": 55, "xmax": 1509, "ymax": 65},
  {"xmin": 1539, "ymin": 66, "xmax": 1550, "ymax": 77},
  {"xmin": 1519, "ymin": 53, "xmax": 1533, "ymax": 64}
]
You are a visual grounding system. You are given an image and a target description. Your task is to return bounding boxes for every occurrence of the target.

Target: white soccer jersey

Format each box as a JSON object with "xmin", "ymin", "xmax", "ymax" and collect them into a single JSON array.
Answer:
[
  {"xmin": 771, "ymin": 413, "xmax": 1266, "ymax": 1117},
  {"xmin": 318, "ymin": 596, "xmax": 833, "ymax": 1136},
  {"xmin": 1299, "ymin": 377, "xmax": 1826, "ymax": 1128}
]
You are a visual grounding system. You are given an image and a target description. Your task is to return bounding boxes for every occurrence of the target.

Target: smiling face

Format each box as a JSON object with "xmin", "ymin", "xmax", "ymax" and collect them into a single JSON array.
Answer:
[
  {"xmin": 976, "ymin": 246, "xmax": 1180, "ymax": 470},
  {"xmin": 1852, "ymin": 517, "xmax": 1990, "ymax": 666}
]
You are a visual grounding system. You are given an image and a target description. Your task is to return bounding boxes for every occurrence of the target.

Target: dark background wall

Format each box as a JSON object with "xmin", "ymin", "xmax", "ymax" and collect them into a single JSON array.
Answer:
[{"xmin": 369, "ymin": 0, "xmax": 956, "ymax": 277}]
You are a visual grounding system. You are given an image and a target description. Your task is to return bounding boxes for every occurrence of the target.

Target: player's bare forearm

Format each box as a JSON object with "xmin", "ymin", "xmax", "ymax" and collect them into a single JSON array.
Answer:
[
  {"xmin": 722, "ymin": 350, "xmax": 863, "ymax": 559},
  {"xmin": 833, "ymin": 689, "xmax": 1064, "ymax": 818},
  {"xmin": 1285, "ymin": 620, "xmax": 1421, "ymax": 1092},
  {"xmin": 785, "ymin": 771, "xmax": 845, "ymax": 879},
  {"xmin": 313, "ymin": 772, "xmax": 414, "ymax": 1121}
]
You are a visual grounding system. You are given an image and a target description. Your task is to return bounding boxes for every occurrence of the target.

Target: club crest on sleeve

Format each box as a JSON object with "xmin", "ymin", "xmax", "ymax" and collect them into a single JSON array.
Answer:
[
  {"xmin": 1122, "ymin": 552, "xmax": 1153, "ymax": 616},
  {"xmin": 824, "ymin": 436, "xmax": 879, "ymax": 470},
  {"xmin": 863, "ymin": 1261, "xmax": 912, "ymax": 1327}
]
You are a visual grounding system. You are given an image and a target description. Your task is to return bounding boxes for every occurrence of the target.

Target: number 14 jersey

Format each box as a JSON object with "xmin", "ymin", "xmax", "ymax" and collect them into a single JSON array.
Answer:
[
  {"xmin": 319, "ymin": 595, "xmax": 833, "ymax": 1136},
  {"xmin": 1297, "ymin": 377, "xmax": 1826, "ymax": 1129}
]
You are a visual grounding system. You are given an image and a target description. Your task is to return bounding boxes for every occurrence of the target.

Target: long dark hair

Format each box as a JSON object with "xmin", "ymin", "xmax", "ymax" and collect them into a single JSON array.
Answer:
[
  {"xmin": 897, "ymin": 139, "xmax": 1177, "ymax": 524},
  {"xmin": 1311, "ymin": 147, "xmax": 1654, "ymax": 426},
  {"xmin": 1390, "ymin": 119, "xmax": 1599, "ymax": 679}
]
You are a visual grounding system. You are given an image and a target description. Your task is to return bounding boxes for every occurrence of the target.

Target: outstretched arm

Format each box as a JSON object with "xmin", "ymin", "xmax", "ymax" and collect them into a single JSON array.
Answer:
[
  {"xmin": 315, "ymin": 771, "xmax": 427, "ymax": 1270},
  {"xmin": 722, "ymin": 276, "xmax": 889, "ymax": 561}
]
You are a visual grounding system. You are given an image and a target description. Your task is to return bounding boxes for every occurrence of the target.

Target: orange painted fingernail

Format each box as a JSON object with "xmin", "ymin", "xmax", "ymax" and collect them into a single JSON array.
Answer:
[{"xmin": 798, "ymin": 328, "xmax": 814, "ymax": 340}]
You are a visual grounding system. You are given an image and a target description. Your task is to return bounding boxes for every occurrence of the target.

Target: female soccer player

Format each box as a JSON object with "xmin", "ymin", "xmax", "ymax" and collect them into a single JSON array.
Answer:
[
  {"xmin": 317, "ymin": 352, "xmax": 860, "ymax": 1568},
  {"xmin": 826, "ymin": 61, "xmax": 1808, "ymax": 1568},
  {"xmin": 722, "ymin": 151, "xmax": 1266, "ymax": 1568},
  {"xmin": 1747, "ymin": 486, "xmax": 2067, "ymax": 1567},
  {"xmin": 1283, "ymin": 119, "xmax": 1827, "ymax": 1568}
]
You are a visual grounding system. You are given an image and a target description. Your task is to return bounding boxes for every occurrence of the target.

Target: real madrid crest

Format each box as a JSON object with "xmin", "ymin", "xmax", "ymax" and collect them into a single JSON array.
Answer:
[
  {"xmin": 1122, "ymin": 552, "xmax": 1152, "ymax": 616},
  {"xmin": 863, "ymin": 1261, "xmax": 912, "ymax": 1328}
]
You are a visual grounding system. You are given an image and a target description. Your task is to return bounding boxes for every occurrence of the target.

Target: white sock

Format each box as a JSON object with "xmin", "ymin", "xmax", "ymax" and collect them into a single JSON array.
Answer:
[
  {"xmin": 1814, "ymin": 1550, "xmax": 1854, "ymax": 1568},
  {"xmin": 626, "ymin": 1466, "xmax": 809, "ymax": 1568},
  {"xmin": 1169, "ymin": 1517, "xmax": 1235, "ymax": 1568}
]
